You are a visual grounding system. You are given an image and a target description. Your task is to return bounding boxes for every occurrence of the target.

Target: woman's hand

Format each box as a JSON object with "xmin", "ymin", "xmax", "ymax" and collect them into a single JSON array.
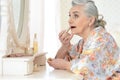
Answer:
[
  {"xmin": 47, "ymin": 58, "xmax": 71, "ymax": 70},
  {"xmin": 59, "ymin": 29, "xmax": 73, "ymax": 51}
]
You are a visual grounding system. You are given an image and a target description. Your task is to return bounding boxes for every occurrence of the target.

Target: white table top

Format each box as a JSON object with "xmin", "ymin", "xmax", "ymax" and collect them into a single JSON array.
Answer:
[{"xmin": 0, "ymin": 63, "xmax": 83, "ymax": 80}]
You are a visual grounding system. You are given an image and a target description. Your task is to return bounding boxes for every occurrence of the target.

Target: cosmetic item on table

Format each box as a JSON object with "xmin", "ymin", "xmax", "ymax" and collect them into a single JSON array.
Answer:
[{"xmin": 33, "ymin": 33, "xmax": 38, "ymax": 54}]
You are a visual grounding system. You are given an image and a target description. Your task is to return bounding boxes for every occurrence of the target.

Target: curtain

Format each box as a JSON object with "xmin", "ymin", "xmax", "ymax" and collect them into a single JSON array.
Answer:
[{"xmin": 7, "ymin": 0, "xmax": 30, "ymax": 54}]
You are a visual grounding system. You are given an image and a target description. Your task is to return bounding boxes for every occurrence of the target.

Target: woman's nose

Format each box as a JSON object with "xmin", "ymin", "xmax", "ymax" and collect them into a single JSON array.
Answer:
[{"xmin": 68, "ymin": 18, "xmax": 73, "ymax": 24}]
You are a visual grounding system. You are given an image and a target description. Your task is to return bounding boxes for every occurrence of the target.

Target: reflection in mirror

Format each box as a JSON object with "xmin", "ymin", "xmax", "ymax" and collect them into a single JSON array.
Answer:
[
  {"xmin": 12, "ymin": 0, "xmax": 20, "ymax": 31},
  {"xmin": 12, "ymin": 0, "xmax": 25, "ymax": 38},
  {"xmin": 7, "ymin": 0, "xmax": 30, "ymax": 54}
]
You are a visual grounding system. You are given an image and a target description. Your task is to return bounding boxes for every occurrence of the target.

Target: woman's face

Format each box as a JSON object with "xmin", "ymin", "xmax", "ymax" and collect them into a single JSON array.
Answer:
[{"xmin": 69, "ymin": 5, "xmax": 91, "ymax": 36}]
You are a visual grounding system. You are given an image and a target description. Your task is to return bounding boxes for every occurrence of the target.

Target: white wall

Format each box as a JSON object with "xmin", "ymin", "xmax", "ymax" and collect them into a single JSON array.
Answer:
[
  {"xmin": 29, "ymin": 0, "xmax": 44, "ymax": 52},
  {"xmin": 44, "ymin": 0, "xmax": 60, "ymax": 58},
  {"xmin": 95, "ymin": 0, "xmax": 120, "ymax": 31},
  {"xmin": 60, "ymin": 0, "xmax": 72, "ymax": 30}
]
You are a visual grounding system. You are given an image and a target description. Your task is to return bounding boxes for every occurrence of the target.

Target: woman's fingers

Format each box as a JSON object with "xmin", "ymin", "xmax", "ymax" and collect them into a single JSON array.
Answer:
[
  {"xmin": 47, "ymin": 59, "xmax": 61, "ymax": 69},
  {"xmin": 64, "ymin": 34, "xmax": 73, "ymax": 42},
  {"xmin": 47, "ymin": 59, "xmax": 70, "ymax": 70},
  {"xmin": 62, "ymin": 34, "xmax": 73, "ymax": 45},
  {"xmin": 58, "ymin": 28, "xmax": 73, "ymax": 45},
  {"xmin": 47, "ymin": 60, "xmax": 54, "ymax": 67},
  {"xmin": 61, "ymin": 33, "xmax": 69, "ymax": 40},
  {"xmin": 47, "ymin": 59, "xmax": 59, "ymax": 69},
  {"xmin": 59, "ymin": 29, "xmax": 70, "ymax": 39},
  {"xmin": 60, "ymin": 33, "xmax": 73, "ymax": 42},
  {"xmin": 47, "ymin": 58, "xmax": 53, "ymax": 61},
  {"xmin": 59, "ymin": 30, "xmax": 66, "ymax": 38}
]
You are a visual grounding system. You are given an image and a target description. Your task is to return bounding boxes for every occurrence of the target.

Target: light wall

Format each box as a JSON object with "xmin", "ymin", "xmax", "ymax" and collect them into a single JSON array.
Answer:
[
  {"xmin": 29, "ymin": 0, "xmax": 44, "ymax": 52},
  {"xmin": 60, "ymin": 0, "xmax": 120, "ymax": 46},
  {"xmin": 60, "ymin": 0, "xmax": 72, "ymax": 30}
]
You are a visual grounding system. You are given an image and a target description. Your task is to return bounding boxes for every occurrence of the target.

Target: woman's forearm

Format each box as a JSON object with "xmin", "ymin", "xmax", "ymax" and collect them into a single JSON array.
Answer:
[
  {"xmin": 55, "ymin": 46, "xmax": 69, "ymax": 59},
  {"xmin": 65, "ymin": 62, "xmax": 71, "ymax": 71}
]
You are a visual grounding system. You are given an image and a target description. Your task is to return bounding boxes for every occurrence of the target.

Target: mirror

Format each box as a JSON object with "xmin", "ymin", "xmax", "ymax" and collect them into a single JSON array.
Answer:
[
  {"xmin": 12, "ymin": 0, "xmax": 25, "ymax": 38},
  {"xmin": 12, "ymin": 0, "xmax": 21, "ymax": 31},
  {"xmin": 7, "ymin": 0, "xmax": 30, "ymax": 54}
]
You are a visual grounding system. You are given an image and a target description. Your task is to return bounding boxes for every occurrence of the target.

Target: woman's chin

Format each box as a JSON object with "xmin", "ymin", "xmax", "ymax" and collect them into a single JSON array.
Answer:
[
  {"xmin": 71, "ymin": 29, "xmax": 76, "ymax": 34},
  {"xmin": 70, "ymin": 30, "xmax": 78, "ymax": 35}
]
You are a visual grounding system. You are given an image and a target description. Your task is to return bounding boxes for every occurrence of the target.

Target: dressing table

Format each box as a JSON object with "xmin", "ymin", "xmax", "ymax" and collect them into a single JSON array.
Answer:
[
  {"xmin": 1, "ymin": 63, "xmax": 83, "ymax": 80},
  {"xmin": 1, "ymin": 52, "xmax": 83, "ymax": 80},
  {"xmin": 2, "ymin": 52, "xmax": 46, "ymax": 75}
]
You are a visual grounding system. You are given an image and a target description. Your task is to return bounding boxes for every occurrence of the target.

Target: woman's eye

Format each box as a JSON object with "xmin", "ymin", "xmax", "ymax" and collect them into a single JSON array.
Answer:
[
  {"xmin": 69, "ymin": 14, "xmax": 71, "ymax": 17},
  {"xmin": 69, "ymin": 14, "xmax": 79, "ymax": 19},
  {"xmin": 74, "ymin": 14, "xmax": 79, "ymax": 18}
]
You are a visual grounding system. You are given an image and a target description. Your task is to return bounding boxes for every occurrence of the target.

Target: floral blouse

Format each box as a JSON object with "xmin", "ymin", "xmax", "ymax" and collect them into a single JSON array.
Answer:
[{"xmin": 69, "ymin": 26, "xmax": 120, "ymax": 80}]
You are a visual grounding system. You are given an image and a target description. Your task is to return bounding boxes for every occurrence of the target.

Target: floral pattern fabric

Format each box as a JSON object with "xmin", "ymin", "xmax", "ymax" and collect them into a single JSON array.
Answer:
[{"xmin": 69, "ymin": 26, "xmax": 120, "ymax": 80}]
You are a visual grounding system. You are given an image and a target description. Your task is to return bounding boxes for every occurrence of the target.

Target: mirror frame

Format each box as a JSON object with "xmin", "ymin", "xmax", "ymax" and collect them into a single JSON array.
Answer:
[{"xmin": 7, "ymin": 0, "xmax": 30, "ymax": 54}]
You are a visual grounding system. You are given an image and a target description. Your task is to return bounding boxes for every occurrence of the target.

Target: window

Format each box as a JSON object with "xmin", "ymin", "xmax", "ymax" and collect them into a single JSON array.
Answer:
[{"xmin": 0, "ymin": 0, "xmax": 8, "ymax": 51}]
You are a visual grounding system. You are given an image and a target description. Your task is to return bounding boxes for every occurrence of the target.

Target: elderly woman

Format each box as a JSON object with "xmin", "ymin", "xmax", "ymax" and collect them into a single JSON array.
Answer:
[{"xmin": 48, "ymin": 0, "xmax": 120, "ymax": 80}]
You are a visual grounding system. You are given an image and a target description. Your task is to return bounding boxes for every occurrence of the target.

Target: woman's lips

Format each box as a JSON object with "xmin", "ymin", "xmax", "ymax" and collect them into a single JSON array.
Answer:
[{"xmin": 71, "ymin": 26, "xmax": 76, "ymax": 29}]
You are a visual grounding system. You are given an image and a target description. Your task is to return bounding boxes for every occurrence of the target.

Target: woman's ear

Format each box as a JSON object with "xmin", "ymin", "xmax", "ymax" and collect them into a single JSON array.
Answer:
[{"xmin": 88, "ymin": 16, "xmax": 95, "ymax": 27}]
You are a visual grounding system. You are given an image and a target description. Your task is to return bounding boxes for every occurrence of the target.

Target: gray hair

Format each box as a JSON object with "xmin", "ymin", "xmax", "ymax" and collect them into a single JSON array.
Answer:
[{"xmin": 72, "ymin": 0, "xmax": 106, "ymax": 28}]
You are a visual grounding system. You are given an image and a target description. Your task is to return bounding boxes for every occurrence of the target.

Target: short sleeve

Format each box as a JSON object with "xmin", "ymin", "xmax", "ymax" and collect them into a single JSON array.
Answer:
[
  {"xmin": 69, "ymin": 43, "xmax": 79, "ymax": 57},
  {"xmin": 69, "ymin": 39, "xmax": 84, "ymax": 59}
]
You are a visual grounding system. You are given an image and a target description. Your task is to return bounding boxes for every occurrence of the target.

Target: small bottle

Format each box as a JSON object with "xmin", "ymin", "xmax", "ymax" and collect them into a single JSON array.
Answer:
[{"xmin": 33, "ymin": 33, "xmax": 38, "ymax": 54}]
